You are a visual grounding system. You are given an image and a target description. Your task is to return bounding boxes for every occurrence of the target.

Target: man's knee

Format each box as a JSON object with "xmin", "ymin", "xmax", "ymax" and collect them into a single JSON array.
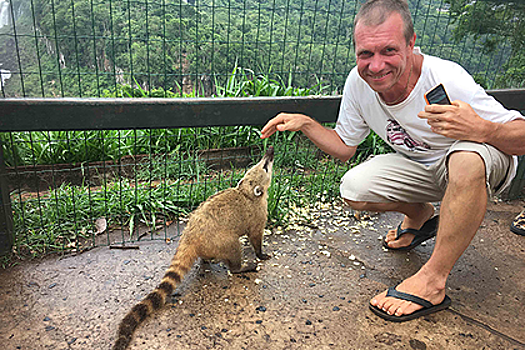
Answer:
[
  {"xmin": 340, "ymin": 165, "xmax": 376, "ymax": 200},
  {"xmin": 447, "ymin": 151, "xmax": 486, "ymax": 188}
]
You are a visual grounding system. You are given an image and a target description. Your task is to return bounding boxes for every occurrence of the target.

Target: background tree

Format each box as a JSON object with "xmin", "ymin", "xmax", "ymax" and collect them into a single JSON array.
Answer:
[{"xmin": 445, "ymin": 0, "xmax": 525, "ymax": 88}]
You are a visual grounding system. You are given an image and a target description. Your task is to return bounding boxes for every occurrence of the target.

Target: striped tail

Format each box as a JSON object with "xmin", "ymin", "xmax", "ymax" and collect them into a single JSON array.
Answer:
[{"xmin": 113, "ymin": 246, "xmax": 197, "ymax": 350}]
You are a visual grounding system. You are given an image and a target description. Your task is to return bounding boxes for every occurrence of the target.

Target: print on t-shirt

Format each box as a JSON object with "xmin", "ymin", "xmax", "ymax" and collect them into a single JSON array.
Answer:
[{"xmin": 386, "ymin": 119, "xmax": 430, "ymax": 152}]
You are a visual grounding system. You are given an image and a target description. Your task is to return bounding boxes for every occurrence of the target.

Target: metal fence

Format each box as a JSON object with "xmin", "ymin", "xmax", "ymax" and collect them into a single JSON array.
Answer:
[
  {"xmin": 1, "ymin": 92, "xmax": 524, "ymax": 258},
  {"xmin": 0, "ymin": 97, "xmax": 356, "ymax": 257},
  {"xmin": 1, "ymin": 0, "xmax": 524, "ymax": 98},
  {"xmin": 0, "ymin": 0, "xmax": 524, "ymax": 258}
]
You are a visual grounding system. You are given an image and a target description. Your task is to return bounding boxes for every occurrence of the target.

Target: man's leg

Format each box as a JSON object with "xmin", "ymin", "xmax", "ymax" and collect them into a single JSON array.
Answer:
[{"xmin": 370, "ymin": 151, "xmax": 487, "ymax": 316}]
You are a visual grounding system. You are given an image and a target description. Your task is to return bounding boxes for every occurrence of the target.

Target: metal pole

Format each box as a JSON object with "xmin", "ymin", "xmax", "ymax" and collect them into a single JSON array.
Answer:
[{"xmin": 0, "ymin": 140, "xmax": 14, "ymax": 256}]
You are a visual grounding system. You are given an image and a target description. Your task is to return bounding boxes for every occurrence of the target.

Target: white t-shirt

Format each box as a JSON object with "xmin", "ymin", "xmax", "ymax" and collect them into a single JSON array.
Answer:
[{"xmin": 334, "ymin": 50, "xmax": 524, "ymax": 189}]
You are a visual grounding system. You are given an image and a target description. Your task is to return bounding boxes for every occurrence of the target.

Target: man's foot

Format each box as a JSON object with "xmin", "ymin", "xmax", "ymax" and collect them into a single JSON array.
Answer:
[
  {"xmin": 369, "ymin": 287, "xmax": 451, "ymax": 322},
  {"xmin": 370, "ymin": 270, "xmax": 446, "ymax": 318},
  {"xmin": 384, "ymin": 203, "xmax": 435, "ymax": 249}
]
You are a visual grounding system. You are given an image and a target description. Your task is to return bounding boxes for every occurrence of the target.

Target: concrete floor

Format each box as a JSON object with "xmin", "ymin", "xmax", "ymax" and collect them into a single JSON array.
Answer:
[{"xmin": 0, "ymin": 199, "xmax": 524, "ymax": 350}]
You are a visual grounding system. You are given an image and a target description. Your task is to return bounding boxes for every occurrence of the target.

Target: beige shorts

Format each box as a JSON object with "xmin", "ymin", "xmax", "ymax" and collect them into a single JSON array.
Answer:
[{"xmin": 340, "ymin": 141, "xmax": 513, "ymax": 203}]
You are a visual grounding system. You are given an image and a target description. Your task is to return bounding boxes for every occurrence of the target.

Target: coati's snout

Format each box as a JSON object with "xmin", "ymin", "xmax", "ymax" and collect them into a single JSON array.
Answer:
[
  {"xmin": 237, "ymin": 146, "xmax": 274, "ymax": 198},
  {"xmin": 262, "ymin": 146, "xmax": 274, "ymax": 173}
]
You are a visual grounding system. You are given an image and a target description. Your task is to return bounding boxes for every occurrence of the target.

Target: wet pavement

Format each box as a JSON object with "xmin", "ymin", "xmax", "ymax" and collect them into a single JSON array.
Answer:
[{"xmin": 0, "ymin": 199, "xmax": 524, "ymax": 350}]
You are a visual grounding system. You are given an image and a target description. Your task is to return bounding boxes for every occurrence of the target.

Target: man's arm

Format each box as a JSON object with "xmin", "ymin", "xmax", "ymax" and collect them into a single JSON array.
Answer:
[
  {"xmin": 483, "ymin": 119, "xmax": 525, "ymax": 156},
  {"xmin": 418, "ymin": 100, "xmax": 525, "ymax": 156},
  {"xmin": 260, "ymin": 113, "xmax": 357, "ymax": 162}
]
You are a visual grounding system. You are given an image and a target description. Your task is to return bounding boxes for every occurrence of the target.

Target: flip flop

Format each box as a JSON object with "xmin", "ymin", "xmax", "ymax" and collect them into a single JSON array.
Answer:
[
  {"xmin": 369, "ymin": 286, "xmax": 451, "ymax": 322},
  {"xmin": 510, "ymin": 210, "xmax": 525, "ymax": 236},
  {"xmin": 383, "ymin": 215, "xmax": 439, "ymax": 251}
]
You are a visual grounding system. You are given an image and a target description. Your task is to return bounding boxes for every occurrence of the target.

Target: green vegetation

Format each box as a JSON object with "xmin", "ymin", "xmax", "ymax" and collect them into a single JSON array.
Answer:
[
  {"xmin": 445, "ymin": 0, "xmax": 525, "ymax": 88},
  {"xmin": 1, "ymin": 0, "xmax": 523, "ymax": 263},
  {"xmin": 3, "ymin": 71, "xmax": 388, "ymax": 262},
  {"xmin": 1, "ymin": 0, "xmax": 523, "ymax": 98}
]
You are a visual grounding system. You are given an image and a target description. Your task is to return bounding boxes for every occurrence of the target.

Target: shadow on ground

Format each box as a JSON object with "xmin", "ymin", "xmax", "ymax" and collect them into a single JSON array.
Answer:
[{"xmin": 1, "ymin": 200, "xmax": 524, "ymax": 350}]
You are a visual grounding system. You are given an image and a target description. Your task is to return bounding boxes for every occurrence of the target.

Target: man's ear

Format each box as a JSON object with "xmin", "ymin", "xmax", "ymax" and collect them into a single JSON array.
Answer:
[
  {"xmin": 254, "ymin": 186, "xmax": 263, "ymax": 197},
  {"xmin": 409, "ymin": 33, "xmax": 417, "ymax": 49}
]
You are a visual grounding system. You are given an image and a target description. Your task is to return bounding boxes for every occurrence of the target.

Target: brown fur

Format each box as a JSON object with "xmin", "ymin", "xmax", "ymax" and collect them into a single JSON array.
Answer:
[{"xmin": 113, "ymin": 146, "xmax": 274, "ymax": 350}]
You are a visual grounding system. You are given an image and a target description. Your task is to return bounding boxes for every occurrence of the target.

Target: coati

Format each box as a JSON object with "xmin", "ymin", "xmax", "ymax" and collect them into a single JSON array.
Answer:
[{"xmin": 113, "ymin": 146, "xmax": 274, "ymax": 350}]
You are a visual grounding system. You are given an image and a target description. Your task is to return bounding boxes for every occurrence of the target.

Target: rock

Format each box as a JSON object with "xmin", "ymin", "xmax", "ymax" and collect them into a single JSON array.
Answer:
[{"xmin": 409, "ymin": 339, "xmax": 427, "ymax": 350}]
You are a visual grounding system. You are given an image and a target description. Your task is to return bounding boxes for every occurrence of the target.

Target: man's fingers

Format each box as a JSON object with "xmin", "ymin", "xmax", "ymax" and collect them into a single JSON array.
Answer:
[
  {"xmin": 261, "ymin": 122, "xmax": 275, "ymax": 135},
  {"xmin": 260, "ymin": 113, "xmax": 307, "ymax": 138},
  {"xmin": 260, "ymin": 127, "xmax": 275, "ymax": 139},
  {"xmin": 260, "ymin": 115, "xmax": 285, "ymax": 138}
]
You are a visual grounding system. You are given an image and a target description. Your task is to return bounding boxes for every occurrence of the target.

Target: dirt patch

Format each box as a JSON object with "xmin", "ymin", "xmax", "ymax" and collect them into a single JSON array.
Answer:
[{"xmin": 0, "ymin": 200, "xmax": 524, "ymax": 349}]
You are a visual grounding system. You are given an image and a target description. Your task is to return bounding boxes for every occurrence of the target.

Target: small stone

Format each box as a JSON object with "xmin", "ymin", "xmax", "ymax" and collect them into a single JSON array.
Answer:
[
  {"xmin": 45, "ymin": 326, "xmax": 55, "ymax": 331},
  {"xmin": 333, "ymin": 306, "xmax": 340, "ymax": 311},
  {"xmin": 305, "ymin": 320, "xmax": 312, "ymax": 325},
  {"xmin": 48, "ymin": 283, "xmax": 57, "ymax": 289},
  {"xmin": 256, "ymin": 306, "xmax": 267, "ymax": 312}
]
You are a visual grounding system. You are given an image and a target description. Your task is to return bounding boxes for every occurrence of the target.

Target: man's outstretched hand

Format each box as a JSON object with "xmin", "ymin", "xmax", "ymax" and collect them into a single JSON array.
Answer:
[{"xmin": 260, "ymin": 113, "xmax": 311, "ymax": 139}]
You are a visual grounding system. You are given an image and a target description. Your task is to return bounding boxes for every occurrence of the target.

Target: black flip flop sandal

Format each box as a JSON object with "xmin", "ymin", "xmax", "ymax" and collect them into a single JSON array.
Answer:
[
  {"xmin": 369, "ymin": 286, "xmax": 451, "ymax": 322},
  {"xmin": 510, "ymin": 210, "xmax": 525, "ymax": 236},
  {"xmin": 383, "ymin": 215, "xmax": 439, "ymax": 251}
]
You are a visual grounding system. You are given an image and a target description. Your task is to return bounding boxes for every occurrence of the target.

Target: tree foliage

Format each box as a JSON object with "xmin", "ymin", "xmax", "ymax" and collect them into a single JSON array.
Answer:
[
  {"xmin": 445, "ymin": 0, "xmax": 524, "ymax": 88},
  {"xmin": 0, "ymin": 0, "xmax": 523, "ymax": 97}
]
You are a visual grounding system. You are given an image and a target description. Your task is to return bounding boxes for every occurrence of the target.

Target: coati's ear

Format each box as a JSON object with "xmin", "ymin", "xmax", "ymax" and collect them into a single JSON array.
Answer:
[{"xmin": 254, "ymin": 186, "xmax": 263, "ymax": 197}]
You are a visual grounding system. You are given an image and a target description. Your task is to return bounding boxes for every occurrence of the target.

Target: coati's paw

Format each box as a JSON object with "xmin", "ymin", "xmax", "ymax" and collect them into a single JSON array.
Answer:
[
  {"xmin": 237, "ymin": 262, "xmax": 258, "ymax": 273},
  {"xmin": 257, "ymin": 253, "xmax": 272, "ymax": 261}
]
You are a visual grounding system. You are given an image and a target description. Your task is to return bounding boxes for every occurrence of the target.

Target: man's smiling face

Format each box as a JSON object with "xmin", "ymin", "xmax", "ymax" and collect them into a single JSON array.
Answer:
[{"xmin": 354, "ymin": 12, "xmax": 415, "ymax": 98}]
